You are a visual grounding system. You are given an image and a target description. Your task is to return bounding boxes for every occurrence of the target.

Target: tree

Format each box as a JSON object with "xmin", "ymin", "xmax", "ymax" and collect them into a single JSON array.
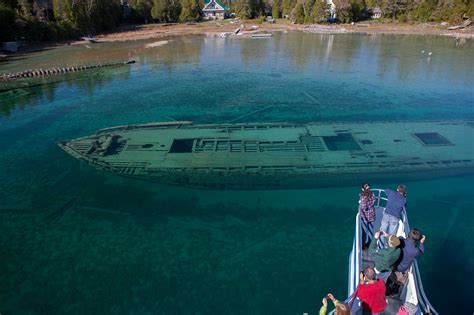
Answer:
[
  {"xmin": 311, "ymin": 0, "xmax": 327, "ymax": 22},
  {"xmin": 91, "ymin": 0, "xmax": 121, "ymax": 31},
  {"xmin": 0, "ymin": 3, "xmax": 16, "ymax": 41},
  {"xmin": 151, "ymin": 0, "xmax": 168, "ymax": 20},
  {"xmin": 0, "ymin": 0, "xmax": 18, "ymax": 9},
  {"xmin": 234, "ymin": 0, "xmax": 264, "ymax": 19},
  {"xmin": 52, "ymin": 0, "xmax": 73, "ymax": 21},
  {"xmin": 180, "ymin": 0, "xmax": 200, "ymax": 21},
  {"xmin": 272, "ymin": 0, "xmax": 280, "ymax": 18},
  {"xmin": 129, "ymin": 0, "xmax": 153, "ymax": 23},
  {"xmin": 333, "ymin": 0, "xmax": 350, "ymax": 22},
  {"xmin": 365, "ymin": 0, "xmax": 376, "ymax": 8},
  {"xmin": 18, "ymin": 0, "xmax": 33, "ymax": 15},
  {"xmin": 303, "ymin": 0, "xmax": 315, "ymax": 23},
  {"xmin": 349, "ymin": 0, "xmax": 365, "ymax": 22},
  {"xmin": 168, "ymin": 0, "xmax": 181, "ymax": 21},
  {"xmin": 282, "ymin": 0, "xmax": 295, "ymax": 17},
  {"xmin": 293, "ymin": 0, "xmax": 305, "ymax": 23}
]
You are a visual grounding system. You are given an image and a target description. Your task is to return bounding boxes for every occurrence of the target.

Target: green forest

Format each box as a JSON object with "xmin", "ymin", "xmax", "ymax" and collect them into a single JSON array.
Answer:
[{"xmin": 0, "ymin": 0, "xmax": 472, "ymax": 42}]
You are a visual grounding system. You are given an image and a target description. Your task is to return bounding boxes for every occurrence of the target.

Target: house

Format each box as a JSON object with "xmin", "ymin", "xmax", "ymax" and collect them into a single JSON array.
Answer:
[
  {"xmin": 372, "ymin": 7, "xmax": 382, "ymax": 19},
  {"xmin": 202, "ymin": 0, "xmax": 230, "ymax": 20},
  {"xmin": 326, "ymin": 0, "xmax": 336, "ymax": 19}
]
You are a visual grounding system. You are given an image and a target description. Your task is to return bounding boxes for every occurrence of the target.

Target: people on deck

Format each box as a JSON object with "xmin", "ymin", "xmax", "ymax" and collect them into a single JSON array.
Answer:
[
  {"xmin": 356, "ymin": 266, "xmax": 387, "ymax": 314},
  {"xmin": 380, "ymin": 184, "xmax": 407, "ymax": 239},
  {"xmin": 319, "ymin": 293, "xmax": 350, "ymax": 315},
  {"xmin": 359, "ymin": 182, "xmax": 376, "ymax": 249},
  {"xmin": 389, "ymin": 229, "xmax": 426, "ymax": 289},
  {"xmin": 369, "ymin": 230, "xmax": 401, "ymax": 277},
  {"xmin": 396, "ymin": 229, "xmax": 426, "ymax": 272}
]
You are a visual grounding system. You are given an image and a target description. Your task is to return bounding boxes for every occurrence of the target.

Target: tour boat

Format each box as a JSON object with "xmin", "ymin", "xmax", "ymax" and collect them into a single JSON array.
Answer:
[{"xmin": 341, "ymin": 189, "xmax": 438, "ymax": 314}]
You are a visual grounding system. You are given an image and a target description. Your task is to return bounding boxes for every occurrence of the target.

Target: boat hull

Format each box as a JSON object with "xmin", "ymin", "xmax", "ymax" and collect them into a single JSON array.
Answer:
[{"xmin": 58, "ymin": 120, "xmax": 474, "ymax": 189}]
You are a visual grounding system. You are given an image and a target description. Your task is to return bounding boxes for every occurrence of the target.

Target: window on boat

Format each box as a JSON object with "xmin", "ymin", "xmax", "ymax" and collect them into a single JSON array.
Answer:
[
  {"xmin": 413, "ymin": 132, "xmax": 453, "ymax": 146},
  {"xmin": 169, "ymin": 139, "xmax": 195, "ymax": 153},
  {"xmin": 322, "ymin": 133, "xmax": 362, "ymax": 151}
]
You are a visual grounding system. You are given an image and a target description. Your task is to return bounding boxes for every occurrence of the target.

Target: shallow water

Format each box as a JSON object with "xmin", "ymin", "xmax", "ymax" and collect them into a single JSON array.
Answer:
[{"xmin": 0, "ymin": 33, "xmax": 473, "ymax": 314}]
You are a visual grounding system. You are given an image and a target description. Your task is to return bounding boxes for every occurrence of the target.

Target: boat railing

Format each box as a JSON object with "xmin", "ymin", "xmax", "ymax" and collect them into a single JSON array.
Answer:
[
  {"xmin": 372, "ymin": 188, "xmax": 389, "ymax": 208},
  {"xmin": 343, "ymin": 188, "xmax": 438, "ymax": 315}
]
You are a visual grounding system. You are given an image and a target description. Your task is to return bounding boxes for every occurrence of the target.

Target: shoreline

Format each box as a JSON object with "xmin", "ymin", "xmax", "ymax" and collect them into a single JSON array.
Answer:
[
  {"xmin": 89, "ymin": 20, "xmax": 474, "ymax": 43},
  {"xmin": 0, "ymin": 20, "xmax": 471, "ymax": 60}
]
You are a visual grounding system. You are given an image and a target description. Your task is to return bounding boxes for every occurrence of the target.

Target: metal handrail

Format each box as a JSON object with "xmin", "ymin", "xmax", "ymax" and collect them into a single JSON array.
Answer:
[{"xmin": 372, "ymin": 188, "xmax": 388, "ymax": 208}]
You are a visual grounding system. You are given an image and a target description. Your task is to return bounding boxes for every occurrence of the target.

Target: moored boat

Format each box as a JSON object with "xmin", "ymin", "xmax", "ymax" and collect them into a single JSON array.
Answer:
[{"xmin": 58, "ymin": 120, "xmax": 474, "ymax": 189}]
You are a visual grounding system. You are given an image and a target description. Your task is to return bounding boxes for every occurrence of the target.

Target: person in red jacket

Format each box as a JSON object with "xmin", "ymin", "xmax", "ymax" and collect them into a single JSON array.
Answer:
[{"xmin": 356, "ymin": 266, "xmax": 387, "ymax": 314}]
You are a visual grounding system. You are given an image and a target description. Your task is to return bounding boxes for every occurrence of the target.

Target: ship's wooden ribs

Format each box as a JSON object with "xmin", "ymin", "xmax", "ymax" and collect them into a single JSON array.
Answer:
[
  {"xmin": 193, "ymin": 139, "xmax": 328, "ymax": 153},
  {"xmin": 0, "ymin": 60, "xmax": 135, "ymax": 81}
]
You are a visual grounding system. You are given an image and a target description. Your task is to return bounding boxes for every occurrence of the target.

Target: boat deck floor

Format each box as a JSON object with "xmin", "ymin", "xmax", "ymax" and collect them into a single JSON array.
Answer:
[{"xmin": 359, "ymin": 205, "xmax": 406, "ymax": 315}]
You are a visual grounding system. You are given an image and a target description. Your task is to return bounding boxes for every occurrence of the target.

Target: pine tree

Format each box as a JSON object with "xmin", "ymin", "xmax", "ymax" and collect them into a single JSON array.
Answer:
[
  {"xmin": 52, "ymin": 0, "xmax": 73, "ymax": 21},
  {"xmin": 293, "ymin": 0, "xmax": 305, "ymax": 23},
  {"xmin": 180, "ymin": 0, "xmax": 200, "ymax": 21},
  {"xmin": 234, "ymin": 0, "xmax": 253, "ymax": 18},
  {"xmin": 151, "ymin": 0, "xmax": 168, "ymax": 21},
  {"xmin": 311, "ymin": 0, "xmax": 327, "ymax": 22},
  {"xmin": 272, "ymin": 0, "xmax": 280, "ymax": 18},
  {"xmin": 282, "ymin": 0, "xmax": 295, "ymax": 17}
]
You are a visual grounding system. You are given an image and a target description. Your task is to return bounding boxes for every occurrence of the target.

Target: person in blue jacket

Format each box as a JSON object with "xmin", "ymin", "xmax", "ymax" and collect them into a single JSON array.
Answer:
[
  {"xmin": 396, "ymin": 228, "xmax": 426, "ymax": 272},
  {"xmin": 380, "ymin": 185, "xmax": 407, "ymax": 239}
]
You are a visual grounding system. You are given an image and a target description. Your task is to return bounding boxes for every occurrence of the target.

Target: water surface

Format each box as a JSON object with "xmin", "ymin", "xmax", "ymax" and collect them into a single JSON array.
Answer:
[{"xmin": 0, "ymin": 33, "xmax": 473, "ymax": 314}]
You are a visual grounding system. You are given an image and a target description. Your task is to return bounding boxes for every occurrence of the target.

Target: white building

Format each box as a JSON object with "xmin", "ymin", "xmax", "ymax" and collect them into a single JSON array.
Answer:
[
  {"xmin": 372, "ymin": 7, "xmax": 382, "ymax": 19},
  {"xmin": 326, "ymin": 0, "xmax": 336, "ymax": 19},
  {"xmin": 202, "ymin": 0, "xmax": 230, "ymax": 20}
]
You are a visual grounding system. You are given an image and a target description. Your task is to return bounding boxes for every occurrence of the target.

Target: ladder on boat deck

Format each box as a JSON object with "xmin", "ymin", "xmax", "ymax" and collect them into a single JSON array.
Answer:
[{"xmin": 334, "ymin": 189, "xmax": 438, "ymax": 315}]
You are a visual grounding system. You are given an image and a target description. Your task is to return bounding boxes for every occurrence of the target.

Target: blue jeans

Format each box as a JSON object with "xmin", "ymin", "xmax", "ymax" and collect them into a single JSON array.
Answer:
[
  {"xmin": 380, "ymin": 213, "xmax": 400, "ymax": 247},
  {"xmin": 380, "ymin": 213, "xmax": 399, "ymax": 236}
]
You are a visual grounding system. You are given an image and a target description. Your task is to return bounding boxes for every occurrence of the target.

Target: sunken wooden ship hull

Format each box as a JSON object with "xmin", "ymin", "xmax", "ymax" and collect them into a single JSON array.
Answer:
[{"xmin": 58, "ymin": 121, "xmax": 474, "ymax": 189}]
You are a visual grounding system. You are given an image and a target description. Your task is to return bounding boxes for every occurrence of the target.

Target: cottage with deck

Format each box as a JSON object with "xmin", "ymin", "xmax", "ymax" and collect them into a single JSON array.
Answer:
[{"xmin": 202, "ymin": 0, "xmax": 230, "ymax": 20}]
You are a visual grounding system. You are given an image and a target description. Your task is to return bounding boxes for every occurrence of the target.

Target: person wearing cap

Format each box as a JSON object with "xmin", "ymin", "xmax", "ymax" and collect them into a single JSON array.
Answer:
[
  {"xmin": 369, "ymin": 230, "xmax": 401, "ymax": 275},
  {"xmin": 356, "ymin": 266, "xmax": 387, "ymax": 314},
  {"xmin": 380, "ymin": 184, "xmax": 407, "ymax": 238}
]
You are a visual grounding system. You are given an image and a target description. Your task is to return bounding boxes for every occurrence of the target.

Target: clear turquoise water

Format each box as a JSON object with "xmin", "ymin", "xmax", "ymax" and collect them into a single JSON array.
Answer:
[{"xmin": 0, "ymin": 33, "xmax": 473, "ymax": 314}]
